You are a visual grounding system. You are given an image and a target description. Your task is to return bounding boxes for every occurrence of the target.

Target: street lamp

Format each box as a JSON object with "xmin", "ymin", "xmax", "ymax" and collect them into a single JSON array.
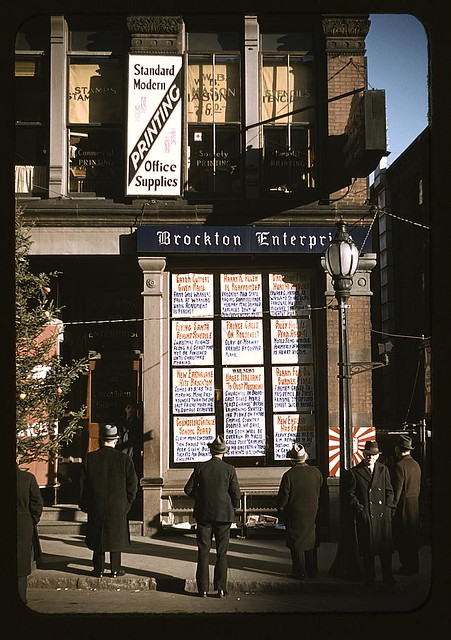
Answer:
[{"xmin": 324, "ymin": 219, "xmax": 361, "ymax": 578}]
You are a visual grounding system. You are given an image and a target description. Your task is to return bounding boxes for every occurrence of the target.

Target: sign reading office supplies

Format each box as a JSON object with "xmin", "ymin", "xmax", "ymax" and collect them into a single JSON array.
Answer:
[{"xmin": 127, "ymin": 55, "xmax": 183, "ymax": 196}]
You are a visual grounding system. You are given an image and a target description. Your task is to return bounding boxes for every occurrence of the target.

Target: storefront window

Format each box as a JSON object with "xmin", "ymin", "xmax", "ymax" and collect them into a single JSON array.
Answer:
[
  {"xmin": 169, "ymin": 271, "xmax": 316, "ymax": 467},
  {"xmin": 261, "ymin": 54, "xmax": 316, "ymax": 194},
  {"xmin": 187, "ymin": 54, "xmax": 241, "ymax": 194}
]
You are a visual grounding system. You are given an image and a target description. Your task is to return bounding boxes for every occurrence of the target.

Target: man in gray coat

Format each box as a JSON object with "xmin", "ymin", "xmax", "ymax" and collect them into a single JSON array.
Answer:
[
  {"xmin": 79, "ymin": 424, "xmax": 138, "ymax": 577},
  {"xmin": 348, "ymin": 440, "xmax": 396, "ymax": 586},
  {"xmin": 391, "ymin": 434, "xmax": 422, "ymax": 575},
  {"xmin": 277, "ymin": 443, "xmax": 323, "ymax": 579},
  {"xmin": 184, "ymin": 435, "xmax": 241, "ymax": 598}
]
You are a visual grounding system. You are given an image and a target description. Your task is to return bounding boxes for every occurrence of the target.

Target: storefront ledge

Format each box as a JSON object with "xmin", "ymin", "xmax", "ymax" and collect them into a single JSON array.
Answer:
[{"xmin": 28, "ymin": 574, "xmax": 157, "ymax": 591}]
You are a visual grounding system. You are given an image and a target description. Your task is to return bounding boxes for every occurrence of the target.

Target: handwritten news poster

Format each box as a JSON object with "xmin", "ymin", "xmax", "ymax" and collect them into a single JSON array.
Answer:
[
  {"xmin": 172, "ymin": 320, "xmax": 214, "ymax": 365},
  {"xmin": 220, "ymin": 273, "xmax": 262, "ymax": 317},
  {"xmin": 173, "ymin": 416, "xmax": 215, "ymax": 462},
  {"xmin": 269, "ymin": 272, "xmax": 311, "ymax": 317},
  {"xmin": 271, "ymin": 317, "xmax": 313, "ymax": 363},
  {"xmin": 273, "ymin": 413, "xmax": 316, "ymax": 460},
  {"xmin": 172, "ymin": 368, "xmax": 215, "ymax": 414},
  {"xmin": 223, "ymin": 367, "xmax": 266, "ymax": 457},
  {"xmin": 272, "ymin": 365, "xmax": 314, "ymax": 411},
  {"xmin": 221, "ymin": 319, "xmax": 264, "ymax": 364},
  {"xmin": 172, "ymin": 273, "xmax": 214, "ymax": 317}
]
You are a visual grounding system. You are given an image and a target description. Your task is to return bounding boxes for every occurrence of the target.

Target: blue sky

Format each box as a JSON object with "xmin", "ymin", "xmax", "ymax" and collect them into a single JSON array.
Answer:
[{"xmin": 365, "ymin": 13, "xmax": 429, "ymax": 166}]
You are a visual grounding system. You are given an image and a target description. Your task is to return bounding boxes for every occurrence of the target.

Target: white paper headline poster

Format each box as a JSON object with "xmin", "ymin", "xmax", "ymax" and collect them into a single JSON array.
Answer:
[{"xmin": 127, "ymin": 55, "xmax": 182, "ymax": 196}]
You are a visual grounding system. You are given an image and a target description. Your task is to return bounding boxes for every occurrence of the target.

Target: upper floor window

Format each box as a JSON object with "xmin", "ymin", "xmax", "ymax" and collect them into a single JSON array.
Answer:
[
  {"xmin": 67, "ymin": 54, "xmax": 125, "ymax": 197},
  {"xmin": 185, "ymin": 17, "xmax": 242, "ymax": 196},
  {"xmin": 261, "ymin": 51, "xmax": 316, "ymax": 195},
  {"xmin": 15, "ymin": 16, "xmax": 50, "ymax": 196}
]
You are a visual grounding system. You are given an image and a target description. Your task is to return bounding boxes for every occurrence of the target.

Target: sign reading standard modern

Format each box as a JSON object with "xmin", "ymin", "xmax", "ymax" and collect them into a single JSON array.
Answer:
[{"xmin": 126, "ymin": 55, "xmax": 183, "ymax": 196}]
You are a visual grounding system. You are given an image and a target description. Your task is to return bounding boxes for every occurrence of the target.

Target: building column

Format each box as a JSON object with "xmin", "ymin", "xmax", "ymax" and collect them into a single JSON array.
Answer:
[
  {"xmin": 49, "ymin": 16, "xmax": 68, "ymax": 196},
  {"xmin": 138, "ymin": 257, "xmax": 168, "ymax": 536}
]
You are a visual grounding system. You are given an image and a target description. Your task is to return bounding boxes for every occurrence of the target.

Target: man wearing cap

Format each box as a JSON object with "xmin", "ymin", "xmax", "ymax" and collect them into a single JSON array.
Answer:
[
  {"xmin": 348, "ymin": 440, "xmax": 396, "ymax": 586},
  {"xmin": 391, "ymin": 434, "xmax": 422, "ymax": 575},
  {"xmin": 79, "ymin": 424, "xmax": 138, "ymax": 577},
  {"xmin": 277, "ymin": 443, "xmax": 323, "ymax": 579},
  {"xmin": 184, "ymin": 435, "xmax": 241, "ymax": 598}
]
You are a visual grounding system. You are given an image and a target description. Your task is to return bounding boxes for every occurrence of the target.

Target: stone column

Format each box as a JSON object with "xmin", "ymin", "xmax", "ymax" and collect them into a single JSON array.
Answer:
[
  {"xmin": 49, "ymin": 16, "xmax": 68, "ymax": 196},
  {"xmin": 138, "ymin": 257, "xmax": 168, "ymax": 536}
]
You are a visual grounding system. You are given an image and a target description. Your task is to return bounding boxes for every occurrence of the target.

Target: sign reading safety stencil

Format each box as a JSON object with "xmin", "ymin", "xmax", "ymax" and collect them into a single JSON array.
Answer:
[{"xmin": 127, "ymin": 55, "xmax": 183, "ymax": 196}]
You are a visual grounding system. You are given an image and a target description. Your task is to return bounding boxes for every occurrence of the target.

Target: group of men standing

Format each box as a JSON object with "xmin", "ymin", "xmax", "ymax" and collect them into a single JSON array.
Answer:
[
  {"xmin": 17, "ymin": 416, "xmax": 422, "ymax": 601},
  {"xmin": 348, "ymin": 435, "xmax": 421, "ymax": 585}
]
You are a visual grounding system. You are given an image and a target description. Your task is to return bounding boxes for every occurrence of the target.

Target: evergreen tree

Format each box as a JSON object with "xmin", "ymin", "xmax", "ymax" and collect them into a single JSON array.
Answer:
[{"xmin": 16, "ymin": 207, "xmax": 88, "ymax": 463}]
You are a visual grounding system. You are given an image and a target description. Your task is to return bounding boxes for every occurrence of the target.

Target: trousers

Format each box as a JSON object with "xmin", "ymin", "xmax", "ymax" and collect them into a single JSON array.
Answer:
[
  {"xmin": 290, "ymin": 548, "xmax": 317, "ymax": 578},
  {"xmin": 93, "ymin": 550, "xmax": 121, "ymax": 574},
  {"xmin": 195, "ymin": 521, "xmax": 231, "ymax": 592}
]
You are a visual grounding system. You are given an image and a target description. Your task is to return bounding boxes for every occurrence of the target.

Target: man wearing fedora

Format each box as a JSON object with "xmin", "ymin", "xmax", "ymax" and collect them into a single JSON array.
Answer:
[
  {"xmin": 348, "ymin": 440, "xmax": 396, "ymax": 586},
  {"xmin": 277, "ymin": 443, "xmax": 323, "ymax": 579},
  {"xmin": 79, "ymin": 424, "xmax": 138, "ymax": 577},
  {"xmin": 391, "ymin": 434, "xmax": 422, "ymax": 575},
  {"xmin": 184, "ymin": 435, "xmax": 241, "ymax": 598}
]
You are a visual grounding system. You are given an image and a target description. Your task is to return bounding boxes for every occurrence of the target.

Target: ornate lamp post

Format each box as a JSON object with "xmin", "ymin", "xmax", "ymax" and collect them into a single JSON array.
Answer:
[{"xmin": 324, "ymin": 219, "xmax": 361, "ymax": 578}]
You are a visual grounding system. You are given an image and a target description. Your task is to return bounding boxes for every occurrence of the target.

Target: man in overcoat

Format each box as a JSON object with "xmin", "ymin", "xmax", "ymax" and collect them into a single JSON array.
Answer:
[
  {"xmin": 391, "ymin": 434, "xmax": 422, "ymax": 575},
  {"xmin": 184, "ymin": 435, "xmax": 241, "ymax": 598},
  {"xmin": 79, "ymin": 424, "xmax": 138, "ymax": 577},
  {"xmin": 16, "ymin": 462, "xmax": 43, "ymax": 604},
  {"xmin": 348, "ymin": 440, "xmax": 396, "ymax": 585},
  {"xmin": 277, "ymin": 443, "xmax": 323, "ymax": 579}
]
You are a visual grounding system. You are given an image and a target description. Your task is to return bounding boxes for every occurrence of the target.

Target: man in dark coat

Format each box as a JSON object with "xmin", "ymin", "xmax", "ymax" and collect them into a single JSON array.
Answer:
[
  {"xmin": 348, "ymin": 440, "xmax": 396, "ymax": 586},
  {"xmin": 16, "ymin": 462, "xmax": 43, "ymax": 605},
  {"xmin": 277, "ymin": 443, "xmax": 323, "ymax": 579},
  {"xmin": 391, "ymin": 434, "xmax": 422, "ymax": 575},
  {"xmin": 79, "ymin": 424, "xmax": 138, "ymax": 577},
  {"xmin": 184, "ymin": 435, "xmax": 241, "ymax": 598}
]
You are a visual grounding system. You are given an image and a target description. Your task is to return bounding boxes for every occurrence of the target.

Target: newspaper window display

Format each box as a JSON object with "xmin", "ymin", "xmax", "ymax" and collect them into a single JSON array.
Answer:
[
  {"xmin": 271, "ymin": 317, "xmax": 313, "ymax": 363},
  {"xmin": 223, "ymin": 367, "xmax": 266, "ymax": 457},
  {"xmin": 220, "ymin": 273, "xmax": 262, "ymax": 317},
  {"xmin": 269, "ymin": 272, "xmax": 311, "ymax": 316},
  {"xmin": 272, "ymin": 365, "xmax": 314, "ymax": 411},
  {"xmin": 172, "ymin": 320, "xmax": 214, "ymax": 366},
  {"xmin": 221, "ymin": 319, "xmax": 264, "ymax": 365},
  {"xmin": 273, "ymin": 413, "xmax": 316, "ymax": 460},
  {"xmin": 172, "ymin": 368, "xmax": 215, "ymax": 414},
  {"xmin": 173, "ymin": 416, "xmax": 216, "ymax": 463},
  {"xmin": 172, "ymin": 273, "xmax": 214, "ymax": 318}
]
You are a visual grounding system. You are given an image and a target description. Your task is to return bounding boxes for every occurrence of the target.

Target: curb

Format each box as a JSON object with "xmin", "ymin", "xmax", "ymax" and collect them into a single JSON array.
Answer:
[{"xmin": 28, "ymin": 574, "xmax": 157, "ymax": 591}]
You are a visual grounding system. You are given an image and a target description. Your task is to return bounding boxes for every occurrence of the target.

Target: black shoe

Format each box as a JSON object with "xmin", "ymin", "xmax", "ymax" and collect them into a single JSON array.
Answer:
[
  {"xmin": 217, "ymin": 589, "xmax": 228, "ymax": 598},
  {"xmin": 91, "ymin": 570, "xmax": 104, "ymax": 578},
  {"xmin": 111, "ymin": 570, "xmax": 126, "ymax": 577},
  {"xmin": 198, "ymin": 591, "xmax": 208, "ymax": 597}
]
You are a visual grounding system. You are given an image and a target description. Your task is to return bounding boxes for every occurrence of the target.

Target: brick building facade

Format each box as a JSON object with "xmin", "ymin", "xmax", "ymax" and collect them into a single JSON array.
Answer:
[{"xmin": 15, "ymin": 13, "xmax": 386, "ymax": 538}]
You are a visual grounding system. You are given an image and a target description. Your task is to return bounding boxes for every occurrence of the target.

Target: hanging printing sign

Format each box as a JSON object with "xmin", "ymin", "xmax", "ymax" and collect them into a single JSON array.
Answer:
[{"xmin": 126, "ymin": 55, "xmax": 183, "ymax": 196}]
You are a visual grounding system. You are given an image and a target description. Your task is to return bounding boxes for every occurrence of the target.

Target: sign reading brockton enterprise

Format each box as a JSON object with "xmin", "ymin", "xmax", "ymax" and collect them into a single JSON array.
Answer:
[
  {"xmin": 137, "ymin": 226, "xmax": 370, "ymax": 254},
  {"xmin": 127, "ymin": 55, "xmax": 183, "ymax": 196}
]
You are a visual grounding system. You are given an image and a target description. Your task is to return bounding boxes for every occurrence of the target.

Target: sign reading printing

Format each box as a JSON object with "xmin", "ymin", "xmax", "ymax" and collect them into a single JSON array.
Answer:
[{"xmin": 127, "ymin": 55, "xmax": 182, "ymax": 196}]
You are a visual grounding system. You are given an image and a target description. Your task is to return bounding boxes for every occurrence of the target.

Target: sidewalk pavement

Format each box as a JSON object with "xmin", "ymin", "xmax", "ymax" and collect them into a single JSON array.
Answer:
[{"xmin": 29, "ymin": 530, "xmax": 432, "ymax": 600}]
